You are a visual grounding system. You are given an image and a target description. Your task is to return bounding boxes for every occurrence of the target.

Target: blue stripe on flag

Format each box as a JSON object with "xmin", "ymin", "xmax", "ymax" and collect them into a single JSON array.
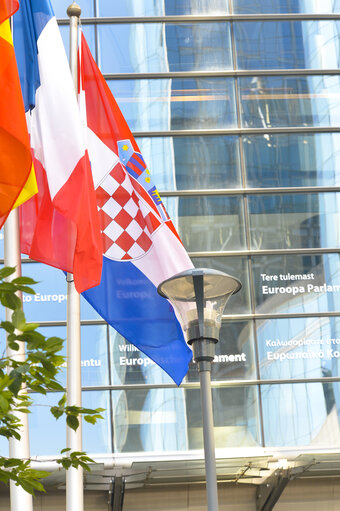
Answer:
[
  {"xmin": 13, "ymin": 0, "xmax": 54, "ymax": 111},
  {"xmin": 83, "ymin": 256, "xmax": 192, "ymax": 385}
]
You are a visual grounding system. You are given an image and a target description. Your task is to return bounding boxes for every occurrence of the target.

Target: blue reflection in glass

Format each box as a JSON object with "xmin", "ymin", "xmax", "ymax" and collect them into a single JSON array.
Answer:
[
  {"xmin": 253, "ymin": 253, "xmax": 340, "ymax": 314},
  {"xmin": 82, "ymin": 391, "xmax": 112, "ymax": 453},
  {"xmin": 233, "ymin": 0, "xmax": 340, "ymax": 14},
  {"xmin": 99, "ymin": 23, "xmax": 232, "ymax": 73},
  {"xmin": 111, "ymin": 387, "xmax": 189, "ymax": 453},
  {"xmin": 29, "ymin": 392, "xmax": 66, "ymax": 455},
  {"xmin": 59, "ymin": 25, "xmax": 96, "ymax": 60},
  {"xmin": 136, "ymin": 135, "xmax": 241, "ymax": 191},
  {"xmin": 38, "ymin": 324, "xmax": 109, "ymax": 387},
  {"xmin": 248, "ymin": 193, "xmax": 340, "ymax": 250},
  {"xmin": 109, "ymin": 328, "xmax": 173, "ymax": 386},
  {"xmin": 257, "ymin": 316, "xmax": 340, "ymax": 380},
  {"xmin": 164, "ymin": 195, "xmax": 246, "ymax": 252},
  {"xmin": 235, "ymin": 21, "xmax": 340, "ymax": 70},
  {"xmin": 14, "ymin": 263, "xmax": 100, "ymax": 322},
  {"xmin": 240, "ymin": 75, "xmax": 340, "ymax": 128},
  {"xmin": 108, "ymin": 78, "xmax": 236, "ymax": 131},
  {"xmin": 244, "ymin": 133, "xmax": 340, "ymax": 187},
  {"xmin": 261, "ymin": 382, "xmax": 340, "ymax": 447},
  {"xmin": 29, "ymin": 391, "xmax": 112, "ymax": 455},
  {"xmin": 98, "ymin": 0, "xmax": 228, "ymax": 16},
  {"xmin": 52, "ymin": 0, "xmax": 94, "ymax": 17}
]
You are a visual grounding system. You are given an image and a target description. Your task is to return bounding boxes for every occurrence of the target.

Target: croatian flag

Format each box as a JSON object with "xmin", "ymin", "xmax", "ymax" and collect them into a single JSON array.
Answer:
[
  {"xmin": 79, "ymin": 33, "xmax": 193, "ymax": 385},
  {"xmin": 14, "ymin": 0, "xmax": 102, "ymax": 293}
]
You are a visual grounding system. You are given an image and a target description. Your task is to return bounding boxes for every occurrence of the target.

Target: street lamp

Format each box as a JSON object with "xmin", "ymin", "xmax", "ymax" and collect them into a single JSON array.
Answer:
[{"xmin": 158, "ymin": 268, "xmax": 241, "ymax": 511}]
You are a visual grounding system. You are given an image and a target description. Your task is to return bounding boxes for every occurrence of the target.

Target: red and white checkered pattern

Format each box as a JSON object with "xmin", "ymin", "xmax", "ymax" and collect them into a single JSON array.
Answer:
[{"xmin": 96, "ymin": 163, "xmax": 161, "ymax": 261}]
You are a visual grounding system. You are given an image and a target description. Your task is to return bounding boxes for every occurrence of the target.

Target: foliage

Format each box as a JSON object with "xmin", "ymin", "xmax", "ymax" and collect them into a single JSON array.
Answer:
[{"xmin": 0, "ymin": 266, "xmax": 104, "ymax": 495}]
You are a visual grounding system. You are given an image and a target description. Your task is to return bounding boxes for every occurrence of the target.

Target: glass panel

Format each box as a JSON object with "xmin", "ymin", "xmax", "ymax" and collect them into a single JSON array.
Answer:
[
  {"xmin": 257, "ymin": 316, "xmax": 340, "ymax": 380},
  {"xmin": 98, "ymin": 0, "xmax": 229, "ymax": 16},
  {"xmin": 233, "ymin": 0, "xmax": 340, "ymax": 14},
  {"xmin": 82, "ymin": 391, "xmax": 112, "ymax": 453},
  {"xmin": 30, "ymin": 391, "xmax": 112, "ymax": 455},
  {"xmin": 38, "ymin": 325, "xmax": 109, "ymax": 387},
  {"xmin": 98, "ymin": 23, "xmax": 232, "ymax": 73},
  {"xmin": 59, "ymin": 24, "xmax": 96, "ymax": 60},
  {"xmin": 163, "ymin": 196, "xmax": 246, "ymax": 252},
  {"xmin": 110, "ymin": 327, "xmax": 174, "ymax": 385},
  {"xmin": 30, "ymin": 392, "xmax": 65, "ymax": 455},
  {"xmin": 136, "ymin": 135, "xmax": 241, "ymax": 191},
  {"xmin": 244, "ymin": 133, "xmax": 340, "ymax": 188},
  {"xmin": 235, "ymin": 21, "xmax": 340, "ymax": 70},
  {"xmin": 191, "ymin": 256, "xmax": 251, "ymax": 315},
  {"xmin": 53, "ymin": 0, "xmax": 94, "ymax": 17},
  {"xmin": 111, "ymin": 386, "xmax": 260, "ymax": 453},
  {"xmin": 16, "ymin": 263, "xmax": 100, "ymax": 322},
  {"xmin": 261, "ymin": 382, "xmax": 340, "ymax": 447},
  {"xmin": 240, "ymin": 75, "xmax": 340, "ymax": 128},
  {"xmin": 108, "ymin": 78, "xmax": 237, "ymax": 131},
  {"xmin": 187, "ymin": 321, "xmax": 256, "ymax": 382},
  {"xmin": 110, "ymin": 321, "xmax": 255, "ymax": 385},
  {"xmin": 253, "ymin": 253, "xmax": 340, "ymax": 314},
  {"xmin": 248, "ymin": 192, "xmax": 340, "ymax": 250}
]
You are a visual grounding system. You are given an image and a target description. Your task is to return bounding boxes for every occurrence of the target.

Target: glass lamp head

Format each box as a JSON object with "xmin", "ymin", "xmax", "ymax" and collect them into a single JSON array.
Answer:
[{"xmin": 157, "ymin": 268, "xmax": 241, "ymax": 344}]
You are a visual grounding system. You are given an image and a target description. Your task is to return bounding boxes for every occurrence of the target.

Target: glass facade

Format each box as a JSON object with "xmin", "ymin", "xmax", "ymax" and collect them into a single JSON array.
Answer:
[{"xmin": 4, "ymin": 0, "xmax": 340, "ymax": 457}]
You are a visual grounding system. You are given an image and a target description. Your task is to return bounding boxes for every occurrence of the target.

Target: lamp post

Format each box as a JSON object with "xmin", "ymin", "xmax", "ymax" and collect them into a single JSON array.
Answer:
[{"xmin": 158, "ymin": 268, "xmax": 241, "ymax": 511}]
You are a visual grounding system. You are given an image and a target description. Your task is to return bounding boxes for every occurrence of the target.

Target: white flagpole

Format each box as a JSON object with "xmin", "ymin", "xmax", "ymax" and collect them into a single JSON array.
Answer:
[
  {"xmin": 4, "ymin": 210, "xmax": 33, "ymax": 511},
  {"xmin": 66, "ymin": 4, "xmax": 83, "ymax": 511}
]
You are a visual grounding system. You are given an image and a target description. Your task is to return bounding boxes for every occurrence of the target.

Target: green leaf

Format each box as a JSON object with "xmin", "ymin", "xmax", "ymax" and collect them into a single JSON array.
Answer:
[
  {"xmin": 12, "ymin": 310, "xmax": 26, "ymax": 331},
  {"xmin": 66, "ymin": 415, "xmax": 79, "ymax": 431},
  {"xmin": 0, "ymin": 266, "xmax": 16, "ymax": 278},
  {"xmin": 12, "ymin": 276, "xmax": 37, "ymax": 286},
  {"xmin": 1, "ymin": 292, "xmax": 21, "ymax": 310},
  {"xmin": 0, "ymin": 321, "xmax": 15, "ymax": 334},
  {"xmin": 8, "ymin": 371, "xmax": 22, "ymax": 396}
]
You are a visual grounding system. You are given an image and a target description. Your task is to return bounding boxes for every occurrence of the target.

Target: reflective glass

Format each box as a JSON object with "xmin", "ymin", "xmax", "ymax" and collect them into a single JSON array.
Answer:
[
  {"xmin": 187, "ymin": 321, "xmax": 256, "ymax": 382},
  {"xmin": 99, "ymin": 23, "xmax": 232, "ymax": 74},
  {"xmin": 240, "ymin": 75, "xmax": 340, "ymax": 128},
  {"xmin": 38, "ymin": 324, "xmax": 109, "ymax": 387},
  {"xmin": 253, "ymin": 253, "xmax": 340, "ymax": 314},
  {"xmin": 257, "ymin": 316, "xmax": 340, "ymax": 380},
  {"xmin": 163, "ymin": 195, "xmax": 246, "ymax": 252},
  {"xmin": 59, "ymin": 24, "xmax": 96, "ymax": 60},
  {"xmin": 248, "ymin": 192, "xmax": 340, "ymax": 250},
  {"xmin": 108, "ymin": 78, "xmax": 237, "ymax": 131},
  {"xmin": 82, "ymin": 391, "xmax": 112, "ymax": 453},
  {"xmin": 235, "ymin": 21, "xmax": 340, "ymax": 70},
  {"xmin": 136, "ymin": 135, "xmax": 241, "ymax": 191},
  {"xmin": 53, "ymin": 0, "xmax": 94, "ymax": 17},
  {"xmin": 110, "ymin": 321, "xmax": 255, "ymax": 385},
  {"xmin": 191, "ymin": 256, "xmax": 251, "ymax": 315},
  {"xmin": 110, "ymin": 327, "xmax": 173, "ymax": 386},
  {"xmin": 233, "ymin": 0, "xmax": 340, "ymax": 14},
  {"xmin": 261, "ymin": 382, "xmax": 340, "ymax": 447},
  {"xmin": 98, "ymin": 0, "xmax": 229, "ymax": 16},
  {"xmin": 111, "ymin": 386, "xmax": 260, "ymax": 453},
  {"xmin": 244, "ymin": 133, "xmax": 340, "ymax": 188},
  {"xmin": 16, "ymin": 263, "xmax": 101, "ymax": 322},
  {"xmin": 29, "ymin": 391, "xmax": 112, "ymax": 455}
]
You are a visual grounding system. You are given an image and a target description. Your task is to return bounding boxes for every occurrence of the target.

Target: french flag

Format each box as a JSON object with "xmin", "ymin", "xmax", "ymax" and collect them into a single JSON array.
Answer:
[
  {"xmin": 79, "ymin": 32, "xmax": 193, "ymax": 385},
  {"xmin": 14, "ymin": 0, "xmax": 102, "ymax": 293}
]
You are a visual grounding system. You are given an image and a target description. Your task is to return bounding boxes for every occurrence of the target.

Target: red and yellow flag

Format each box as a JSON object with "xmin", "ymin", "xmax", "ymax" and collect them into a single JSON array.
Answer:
[{"xmin": 0, "ymin": 0, "xmax": 37, "ymax": 228}]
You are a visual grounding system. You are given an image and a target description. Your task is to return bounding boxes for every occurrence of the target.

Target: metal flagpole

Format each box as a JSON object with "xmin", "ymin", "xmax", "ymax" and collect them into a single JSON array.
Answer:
[
  {"xmin": 4, "ymin": 210, "xmax": 33, "ymax": 511},
  {"xmin": 66, "ymin": 4, "xmax": 83, "ymax": 511}
]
